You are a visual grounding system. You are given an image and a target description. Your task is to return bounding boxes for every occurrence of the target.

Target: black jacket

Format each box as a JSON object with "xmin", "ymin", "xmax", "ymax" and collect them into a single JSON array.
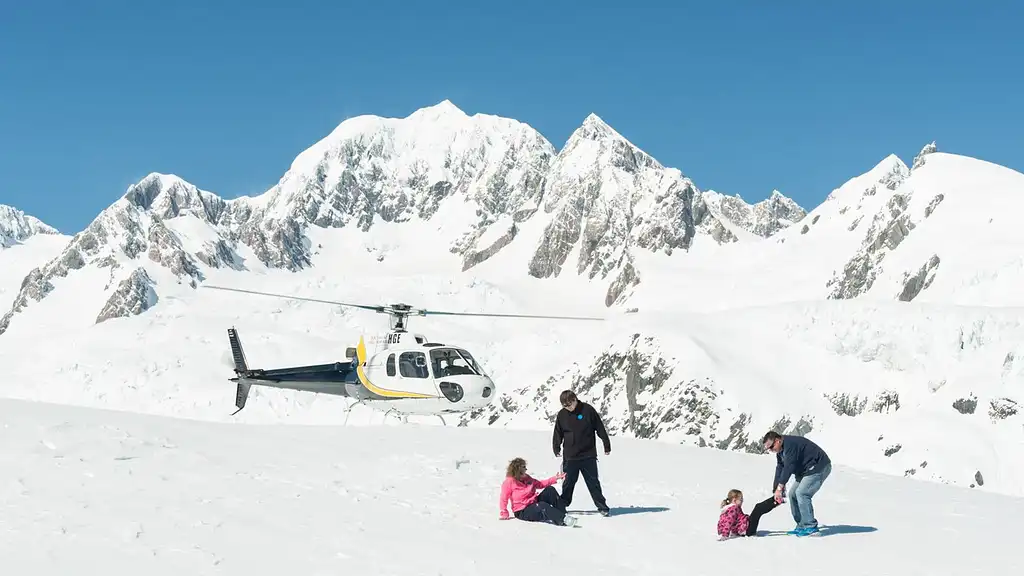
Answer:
[
  {"xmin": 552, "ymin": 401, "xmax": 611, "ymax": 460},
  {"xmin": 773, "ymin": 435, "xmax": 831, "ymax": 490}
]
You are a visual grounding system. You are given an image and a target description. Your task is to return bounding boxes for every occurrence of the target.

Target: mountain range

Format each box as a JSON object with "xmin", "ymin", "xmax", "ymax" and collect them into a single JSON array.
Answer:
[{"xmin": 2, "ymin": 100, "xmax": 1022, "ymax": 497}]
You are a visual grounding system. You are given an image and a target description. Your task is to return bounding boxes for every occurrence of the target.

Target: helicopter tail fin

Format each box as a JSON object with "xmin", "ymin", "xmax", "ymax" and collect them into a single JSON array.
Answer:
[
  {"xmin": 227, "ymin": 327, "xmax": 252, "ymax": 415},
  {"xmin": 233, "ymin": 380, "xmax": 252, "ymax": 415},
  {"xmin": 227, "ymin": 327, "xmax": 249, "ymax": 373}
]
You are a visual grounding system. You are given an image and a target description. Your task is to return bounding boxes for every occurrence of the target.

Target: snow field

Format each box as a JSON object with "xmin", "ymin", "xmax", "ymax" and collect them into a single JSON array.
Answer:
[{"xmin": 1, "ymin": 397, "xmax": 1020, "ymax": 576}]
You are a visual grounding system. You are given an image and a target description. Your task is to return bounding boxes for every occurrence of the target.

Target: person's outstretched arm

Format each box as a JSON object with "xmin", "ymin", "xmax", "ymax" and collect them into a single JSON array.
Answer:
[
  {"xmin": 591, "ymin": 404, "xmax": 611, "ymax": 454},
  {"xmin": 534, "ymin": 471, "xmax": 565, "ymax": 489}
]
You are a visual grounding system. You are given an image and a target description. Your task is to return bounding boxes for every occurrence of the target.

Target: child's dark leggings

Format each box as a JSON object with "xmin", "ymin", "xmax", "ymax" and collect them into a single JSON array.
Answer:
[
  {"xmin": 514, "ymin": 486, "xmax": 568, "ymax": 525},
  {"xmin": 745, "ymin": 496, "xmax": 781, "ymax": 536}
]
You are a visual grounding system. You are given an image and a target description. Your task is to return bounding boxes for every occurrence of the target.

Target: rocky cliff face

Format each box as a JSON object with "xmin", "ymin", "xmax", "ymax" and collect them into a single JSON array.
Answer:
[
  {"xmin": 523, "ymin": 114, "xmax": 741, "ymax": 305},
  {"xmin": 459, "ymin": 331, "xmax": 817, "ymax": 455},
  {"xmin": 458, "ymin": 305, "xmax": 1023, "ymax": 494},
  {"xmin": 702, "ymin": 189, "xmax": 807, "ymax": 238},
  {"xmin": 240, "ymin": 100, "xmax": 558, "ymax": 271},
  {"xmin": 823, "ymin": 143, "xmax": 958, "ymax": 302},
  {"xmin": 0, "ymin": 204, "xmax": 60, "ymax": 248},
  {"xmin": 0, "ymin": 175, "xmax": 237, "ymax": 335}
]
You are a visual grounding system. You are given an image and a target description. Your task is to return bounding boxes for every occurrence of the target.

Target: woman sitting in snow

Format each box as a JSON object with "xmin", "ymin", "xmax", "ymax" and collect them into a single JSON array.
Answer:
[
  {"xmin": 718, "ymin": 489, "xmax": 750, "ymax": 539},
  {"xmin": 499, "ymin": 457, "xmax": 578, "ymax": 527}
]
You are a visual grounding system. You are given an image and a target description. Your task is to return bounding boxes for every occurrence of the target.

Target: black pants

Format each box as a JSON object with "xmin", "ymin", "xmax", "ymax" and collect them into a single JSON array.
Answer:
[
  {"xmin": 745, "ymin": 496, "xmax": 781, "ymax": 536},
  {"xmin": 514, "ymin": 486, "xmax": 567, "ymax": 525},
  {"xmin": 560, "ymin": 456, "xmax": 608, "ymax": 512}
]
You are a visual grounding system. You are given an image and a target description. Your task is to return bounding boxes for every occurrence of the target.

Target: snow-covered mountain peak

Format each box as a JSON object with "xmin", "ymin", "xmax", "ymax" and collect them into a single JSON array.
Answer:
[
  {"xmin": 700, "ymin": 188, "xmax": 807, "ymax": 239},
  {"xmin": 256, "ymin": 100, "xmax": 557, "ymax": 231},
  {"xmin": 553, "ymin": 113, "xmax": 662, "ymax": 183},
  {"xmin": 576, "ymin": 112, "xmax": 618, "ymax": 138},
  {"xmin": 0, "ymin": 171, "xmax": 248, "ymax": 337},
  {"xmin": 283, "ymin": 100, "xmax": 542, "ymax": 184},
  {"xmin": 406, "ymin": 98, "xmax": 468, "ymax": 122},
  {"xmin": 121, "ymin": 172, "xmax": 230, "ymax": 223},
  {"xmin": 760, "ymin": 189, "xmax": 802, "ymax": 209},
  {"xmin": 822, "ymin": 153, "xmax": 910, "ymax": 207},
  {"xmin": 0, "ymin": 204, "xmax": 60, "ymax": 248},
  {"xmin": 567, "ymin": 112, "xmax": 643, "ymax": 150},
  {"xmin": 523, "ymin": 111, "xmax": 742, "ymax": 304},
  {"xmin": 912, "ymin": 141, "xmax": 938, "ymax": 170}
]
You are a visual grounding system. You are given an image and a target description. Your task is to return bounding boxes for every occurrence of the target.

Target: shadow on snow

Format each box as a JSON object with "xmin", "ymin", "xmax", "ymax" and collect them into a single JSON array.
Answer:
[
  {"xmin": 568, "ymin": 506, "xmax": 671, "ymax": 516},
  {"xmin": 758, "ymin": 524, "xmax": 878, "ymax": 537}
]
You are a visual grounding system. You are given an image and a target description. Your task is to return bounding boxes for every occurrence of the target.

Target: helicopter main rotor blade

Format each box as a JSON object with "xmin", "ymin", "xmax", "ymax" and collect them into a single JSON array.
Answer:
[
  {"xmin": 204, "ymin": 285, "xmax": 605, "ymax": 320},
  {"xmin": 420, "ymin": 309, "xmax": 604, "ymax": 321},
  {"xmin": 203, "ymin": 285, "xmax": 385, "ymax": 312}
]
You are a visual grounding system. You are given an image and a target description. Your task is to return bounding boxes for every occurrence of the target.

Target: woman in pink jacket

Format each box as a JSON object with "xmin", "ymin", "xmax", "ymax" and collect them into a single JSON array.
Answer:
[{"xmin": 499, "ymin": 457, "xmax": 578, "ymax": 527}]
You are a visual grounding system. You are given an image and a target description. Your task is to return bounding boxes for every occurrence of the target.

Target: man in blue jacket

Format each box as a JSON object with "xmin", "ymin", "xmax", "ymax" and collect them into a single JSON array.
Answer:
[{"xmin": 762, "ymin": 430, "xmax": 832, "ymax": 536}]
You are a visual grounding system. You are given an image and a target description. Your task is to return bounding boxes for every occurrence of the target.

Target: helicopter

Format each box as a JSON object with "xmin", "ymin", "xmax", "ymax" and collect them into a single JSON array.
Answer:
[{"xmin": 203, "ymin": 285, "xmax": 604, "ymax": 425}]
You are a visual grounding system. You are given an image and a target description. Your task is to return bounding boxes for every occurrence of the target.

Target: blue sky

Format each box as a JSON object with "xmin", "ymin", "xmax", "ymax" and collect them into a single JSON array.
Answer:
[{"xmin": 2, "ymin": 0, "xmax": 1021, "ymax": 233}]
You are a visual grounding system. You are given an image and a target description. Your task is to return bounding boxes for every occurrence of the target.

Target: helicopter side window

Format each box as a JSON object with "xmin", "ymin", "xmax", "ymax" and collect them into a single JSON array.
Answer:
[
  {"xmin": 398, "ymin": 351, "xmax": 429, "ymax": 378},
  {"xmin": 386, "ymin": 354, "xmax": 396, "ymax": 377}
]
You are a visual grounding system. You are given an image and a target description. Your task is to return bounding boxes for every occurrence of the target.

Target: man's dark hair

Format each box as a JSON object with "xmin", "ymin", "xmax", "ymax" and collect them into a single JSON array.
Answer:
[
  {"xmin": 761, "ymin": 430, "xmax": 782, "ymax": 445},
  {"xmin": 559, "ymin": 389, "xmax": 577, "ymax": 407}
]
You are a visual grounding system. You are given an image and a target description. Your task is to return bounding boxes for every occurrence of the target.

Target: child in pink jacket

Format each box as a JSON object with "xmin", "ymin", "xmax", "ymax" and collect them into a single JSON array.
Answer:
[
  {"xmin": 717, "ymin": 489, "xmax": 750, "ymax": 539},
  {"xmin": 499, "ymin": 457, "xmax": 578, "ymax": 527}
]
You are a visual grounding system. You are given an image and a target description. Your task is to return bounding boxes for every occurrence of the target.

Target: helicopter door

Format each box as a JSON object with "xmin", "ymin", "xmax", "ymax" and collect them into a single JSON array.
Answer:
[{"xmin": 395, "ymin": 351, "xmax": 437, "ymax": 396}]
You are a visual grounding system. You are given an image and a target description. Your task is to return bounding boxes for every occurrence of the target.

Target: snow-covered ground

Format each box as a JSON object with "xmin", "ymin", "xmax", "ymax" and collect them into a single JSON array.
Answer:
[
  {"xmin": 2, "ymin": 258, "xmax": 1021, "ymax": 495},
  {"xmin": 2, "ymin": 397, "xmax": 1019, "ymax": 576}
]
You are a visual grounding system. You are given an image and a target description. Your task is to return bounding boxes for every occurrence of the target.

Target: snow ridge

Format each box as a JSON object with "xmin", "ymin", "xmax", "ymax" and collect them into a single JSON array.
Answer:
[
  {"xmin": 0, "ymin": 100, "xmax": 795, "ymax": 333},
  {"xmin": 0, "ymin": 204, "xmax": 59, "ymax": 248}
]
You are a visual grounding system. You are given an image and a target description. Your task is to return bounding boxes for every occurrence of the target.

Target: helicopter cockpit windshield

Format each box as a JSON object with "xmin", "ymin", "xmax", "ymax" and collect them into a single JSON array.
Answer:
[{"xmin": 429, "ymin": 347, "xmax": 484, "ymax": 378}]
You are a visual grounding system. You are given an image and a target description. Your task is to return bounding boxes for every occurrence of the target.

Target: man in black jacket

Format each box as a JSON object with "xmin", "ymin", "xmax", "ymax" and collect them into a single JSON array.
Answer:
[
  {"xmin": 552, "ymin": 390, "xmax": 611, "ymax": 516},
  {"xmin": 762, "ymin": 430, "xmax": 832, "ymax": 536}
]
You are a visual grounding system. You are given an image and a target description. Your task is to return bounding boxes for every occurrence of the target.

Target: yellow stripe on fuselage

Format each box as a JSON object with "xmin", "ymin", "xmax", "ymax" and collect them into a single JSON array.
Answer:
[{"xmin": 355, "ymin": 336, "xmax": 436, "ymax": 398}]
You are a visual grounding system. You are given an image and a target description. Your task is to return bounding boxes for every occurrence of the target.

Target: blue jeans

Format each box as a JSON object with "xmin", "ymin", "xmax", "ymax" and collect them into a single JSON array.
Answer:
[{"xmin": 789, "ymin": 462, "xmax": 831, "ymax": 529}]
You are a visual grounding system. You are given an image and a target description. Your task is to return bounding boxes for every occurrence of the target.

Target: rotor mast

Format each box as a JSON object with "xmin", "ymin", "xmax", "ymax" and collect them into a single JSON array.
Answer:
[{"xmin": 385, "ymin": 303, "xmax": 421, "ymax": 332}]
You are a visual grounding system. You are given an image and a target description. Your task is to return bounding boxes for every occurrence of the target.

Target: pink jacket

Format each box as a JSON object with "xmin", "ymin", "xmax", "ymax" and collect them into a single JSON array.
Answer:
[
  {"xmin": 718, "ymin": 503, "xmax": 749, "ymax": 538},
  {"xmin": 499, "ymin": 474, "xmax": 559, "ymax": 519}
]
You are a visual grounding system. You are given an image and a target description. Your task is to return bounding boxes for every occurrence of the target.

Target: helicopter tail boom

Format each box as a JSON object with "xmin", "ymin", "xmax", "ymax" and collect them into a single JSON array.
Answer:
[{"xmin": 224, "ymin": 327, "xmax": 365, "ymax": 415}]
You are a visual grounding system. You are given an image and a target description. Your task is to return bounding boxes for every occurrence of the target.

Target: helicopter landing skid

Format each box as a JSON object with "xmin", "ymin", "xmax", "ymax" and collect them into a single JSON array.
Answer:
[
  {"xmin": 342, "ymin": 399, "xmax": 366, "ymax": 426},
  {"xmin": 342, "ymin": 400, "xmax": 447, "ymax": 427},
  {"xmin": 381, "ymin": 407, "xmax": 447, "ymax": 426}
]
